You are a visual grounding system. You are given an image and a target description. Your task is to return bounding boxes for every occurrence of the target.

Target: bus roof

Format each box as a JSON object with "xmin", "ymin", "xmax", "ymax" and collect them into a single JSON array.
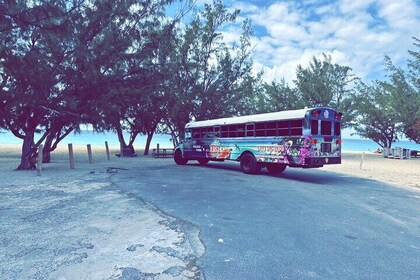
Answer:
[{"xmin": 185, "ymin": 107, "xmax": 329, "ymax": 128}]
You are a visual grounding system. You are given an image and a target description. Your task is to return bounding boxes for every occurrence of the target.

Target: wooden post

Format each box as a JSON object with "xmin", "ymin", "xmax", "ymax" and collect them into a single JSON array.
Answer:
[
  {"xmin": 157, "ymin": 143, "xmax": 160, "ymax": 156},
  {"xmin": 68, "ymin": 143, "xmax": 75, "ymax": 169},
  {"xmin": 359, "ymin": 152, "xmax": 365, "ymax": 170},
  {"xmin": 105, "ymin": 141, "xmax": 110, "ymax": 160},
  {"xmin": 87, "ymin": 144, "xmax": 93, "ymax": 164},
  {"xmin": 36, "ymin": 144, "xmax": 43, "ymax": 176}
]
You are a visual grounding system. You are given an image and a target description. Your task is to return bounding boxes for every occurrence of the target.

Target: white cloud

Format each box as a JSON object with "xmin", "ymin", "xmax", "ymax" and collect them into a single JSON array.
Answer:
[
  {"xmin": 339, "ymin": 0, "xmax": 376, "ymax": 13},
  {"xmin": 226, "ymin": 0, "xmax": 420, "ymax": 84},
  {"xmin": 232, "ymin": 1, "xmax": 259, "ymax": 14}
]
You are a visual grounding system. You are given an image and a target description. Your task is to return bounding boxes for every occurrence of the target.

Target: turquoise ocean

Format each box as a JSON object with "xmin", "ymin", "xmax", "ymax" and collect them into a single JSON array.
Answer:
[{"xmin": 1, "ymin": 130, "xmax": 419, "ymax": 152}]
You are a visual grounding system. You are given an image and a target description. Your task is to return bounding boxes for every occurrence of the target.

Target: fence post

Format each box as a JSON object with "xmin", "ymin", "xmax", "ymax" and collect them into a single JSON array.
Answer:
[
  {"xmin": 37, "ymin": 144, "xmax": 43, "ymax": 176},
  {"xmin": 87, "ymin": 144, "xmax": 93, "ymax": 164},
  {"xmin": 68, "ymin": 143, "xmax": 75, "ymax": 169},
  {"xmin": 105, "ymin": 141, "xmax": 110, "ymax": 160},
  {"xmin": 157, "ymin": 143, "xmax": 160, "ymax": 156},
  {"xmin": 359, "ymin": 152, "xmax": 365, "ymax": 170}
]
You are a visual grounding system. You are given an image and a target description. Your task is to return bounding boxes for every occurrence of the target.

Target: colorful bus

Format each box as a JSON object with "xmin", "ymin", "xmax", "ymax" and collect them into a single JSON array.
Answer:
[{"xmin": 174, "ymin": 107, "xmax": 342, "ymax": 174}]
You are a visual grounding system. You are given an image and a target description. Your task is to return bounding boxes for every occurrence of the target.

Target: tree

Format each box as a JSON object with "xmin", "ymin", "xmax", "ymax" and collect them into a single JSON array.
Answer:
[
  {"xmin": 163, "ymin": 0, "xmax": 256, "ymax": 145},
  {"xmin": 41, "ymin": 116, "xmax": 80, "ymax": 163},
  {"xmin": 350, "ymin": 37, "xmax": 420, "ymax": 147},
  {"xmin": 258, "ymin": 79, "xmax": 303, "ymax": 113},
  {"xmin": 96, "ymin": 6, "xmax": 177, "ymax": 156},
  {"xmin": 99, "ymin": 71, "xmax": 167, "ymax": 156},
  {"xmin": 399, "ymin": 37, "xmax": 420, "ymax": 143},
  {"xmin": 382, "ymin": 55, "xmax": 420, "ymax": 144},
  {"xmin": 0, "ymin": 0, "xmax": 85, "ymax": 169},
  {"xmin": 1, "ymin": 0, "xmax": 177, "ymax": 167},
  {"xmin": 294, "ymin": 54, "xmax": 357, "ymax": 127},
  {"xmin": 233, "ymin": 70, "xmax": 265, "ymax": 115},
  {"xmin": 351, "ymin": 81, "xmax": 402, "ymax": 148}
]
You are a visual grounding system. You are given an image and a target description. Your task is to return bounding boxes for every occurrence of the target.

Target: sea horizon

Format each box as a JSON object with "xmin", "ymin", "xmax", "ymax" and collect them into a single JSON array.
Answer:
[{"xmin": 1, "ymin": 130, "xmax": 419, "ymax": 152}]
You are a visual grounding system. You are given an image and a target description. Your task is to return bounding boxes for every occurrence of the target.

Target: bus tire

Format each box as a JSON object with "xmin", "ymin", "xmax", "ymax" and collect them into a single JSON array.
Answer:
[
  {"xmin": 174, "ymin": 150, "xmax": 188, "ymax": 165},
  {"xmin": 197, "ymin": 159, "xmax": 209, "ymax": 165},
  {"xmin": 240, "ymin": 153, "xmax": 260, "ymax": 174},
  {"xmin": 266, "ymin": 163, "xmax": 286, "ymax": 174}
]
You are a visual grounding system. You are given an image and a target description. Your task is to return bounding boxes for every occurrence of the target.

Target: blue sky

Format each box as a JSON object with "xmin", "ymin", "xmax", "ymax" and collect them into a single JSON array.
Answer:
[{"xmin": 192, "ymin": 0, "xmax": 420, "ymax": 83}]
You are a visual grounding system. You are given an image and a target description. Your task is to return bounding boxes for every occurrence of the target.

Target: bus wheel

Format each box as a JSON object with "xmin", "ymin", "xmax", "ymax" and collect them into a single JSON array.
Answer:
[
  {"xmin": 174, "ymin": 150, "xmax": 188, "ymax": 165},
  {"xmin": 240, "ymin": 153, "xmax": 260, "ymax": 174},
  {"xmin": 197, "ymin": 159, "xmax": 209, "ymax": 165},
  {"xmin": 266, "ymin": 163, "xmax": 286, "ymax": 174}
]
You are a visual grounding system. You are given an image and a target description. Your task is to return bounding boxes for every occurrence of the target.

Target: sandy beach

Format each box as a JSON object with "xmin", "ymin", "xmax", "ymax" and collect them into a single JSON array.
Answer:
[
  {"xmin": 1, "ymin": 143, "xmax": 419, "ymax": 278},
  {"xmin": 1, "ymin": 143, "xmax": 419, "ymax": 190},
  {"xmin": 323, "ymin": 151, "xmax": 420, "ymax": 191}
]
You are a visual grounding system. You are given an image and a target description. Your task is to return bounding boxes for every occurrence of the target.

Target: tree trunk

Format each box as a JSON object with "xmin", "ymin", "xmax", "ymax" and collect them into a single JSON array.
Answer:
[
  {"xmin": 144, "ymin": 122, "xmax": 159, "ymax": 155},
  {"xmin": 41, "ymin": 125, "xmax": 74, "ymax": 163},
  {"xmin": 121, "ymin": 144, "xmax": 136, "ymax": 156},
  {"xmin": 116, "ymin": 126, "xmax": 126, "ymax": 146},
  {"xmin": 144, "ymin": 131, "xmax": 154, "ymax": 155},
  {"xmin": 116, "ymin": 126, "xmax": 136, "ymax": 157},
  {"xmin": 165, "ymin": 122, "xmax": 181, "ymax": 148},
  {"xmin": 42, "ymin": 131, "xmax": 55, "ymax": 163},
  {"xmin": 16, "ymin": 133, "xmax": 37, "ymax": 170}
]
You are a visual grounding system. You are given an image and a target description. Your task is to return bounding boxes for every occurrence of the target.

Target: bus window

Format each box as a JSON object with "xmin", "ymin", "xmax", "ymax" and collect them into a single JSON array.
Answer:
[
  {"xmin": 185, "ymin": 130, "xmax": 192, "ymax": 140},
  {"xmin": 334, "ymin": 122, "xmax": 341, "ymax": 136},
  {"xmin": 200, "ymin": 127, "xmax": 206, "ymax": 138},
  {"xmin": 266, "ymin": 122, "xmax": 276, "ymax": 128},
  {"xmin": 278, "ymin": 121, "xmax": 288, "ymax": 128},
  {"xmin": 291, "ymin": 128, "xmax": 302, "ymax": 136},
  {"xmin": 246, "ymin": 124, "xmax": 255, "ymax": 137},
  {"xmin": 193, "ymin": 128, "xmax": 201, "ymax": 139},
  {"xmin": 290, "ymin": 120, "xmax": 303, "ymax": 136},
  {"xmin": 255, "ymin": 122, "xmax": 265, "ymax": 137},
  {"xmin": 278, "ymin": 121, "xmax": 289, "ymax": 136},
  {"xmin": 278, "ymin": 129, "xmax": 288, "ymax": 136},
  {"xmin": 290, "ymin": 120, "xmax": 302, "ymax": 126},
  {"xmin": 237, "ymin": 124, "xmax": 245, "ymax": 137},
  {"xmin": 221, "ymin": 126, "xmax": 228, "ymax": 138},
  {"xmin": 267, "ymin": 129, "xmax": 276, "ymax": 136},
  {"xmin": 214, "ymin": 126, "xmax": 221, "ymax": 137},
  {"xmin": 201, "ymin": 127, "xmax": 211, "ymax": 138},
  {"xmin": 321, "ymin": 120, "xmax": 332, "ymax": 135},
  {"xmin": 265, "ymin": 122, "xmax": 276, "ymax": 136},
  {"xmin": 228, "ymin": 125, "xmax": 237, "ymax": 137},
  {"xmin": 311, "ymin": 120, "xmax": 318, "ymax": 135}
]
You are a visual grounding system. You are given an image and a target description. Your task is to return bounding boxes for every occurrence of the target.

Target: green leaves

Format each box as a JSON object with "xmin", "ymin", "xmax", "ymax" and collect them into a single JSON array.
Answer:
[
  {"xmin": 162, "ymin": 0, "xmax": 255, "ymax": 144},
  {"xmin": 257, "ymin": 54, "xmax": 356, "ymax": 128},
  {"xmin": 351, "ymin": 38, "xmax": 420, "ymax": 146},
  {"xmin": 258, "ymin": 79, "xmax": 302, "ymax": 113},
  {"xmin": 294, "ymin": 53, "xmax": 356, "ymax": 121},
  {"xmin": 351, "ymin": 81, "xmax": 401, "ymax": 148}
]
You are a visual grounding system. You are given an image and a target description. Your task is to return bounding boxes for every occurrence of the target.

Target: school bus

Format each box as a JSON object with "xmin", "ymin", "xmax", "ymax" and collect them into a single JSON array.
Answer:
[{"xmin": 174, "ymin": 107, "xmax": 342, "ymax": 174}]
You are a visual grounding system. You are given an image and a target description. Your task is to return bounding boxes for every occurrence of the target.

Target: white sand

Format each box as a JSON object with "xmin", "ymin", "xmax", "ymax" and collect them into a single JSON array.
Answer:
[{"xmin": 323, "ymin": 151, "xmax": 420, "ymax": 190}]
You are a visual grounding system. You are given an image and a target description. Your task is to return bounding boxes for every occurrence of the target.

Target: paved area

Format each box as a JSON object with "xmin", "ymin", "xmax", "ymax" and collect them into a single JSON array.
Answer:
[{"xmin": 112, "ymin": 158, "xmax": 420, "ymax": 280}]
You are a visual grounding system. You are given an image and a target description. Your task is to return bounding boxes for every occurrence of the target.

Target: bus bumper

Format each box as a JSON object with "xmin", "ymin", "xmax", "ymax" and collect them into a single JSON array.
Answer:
[{"xmin": 304, "ymin": 157, "xmax": 341, "ymax": 167}]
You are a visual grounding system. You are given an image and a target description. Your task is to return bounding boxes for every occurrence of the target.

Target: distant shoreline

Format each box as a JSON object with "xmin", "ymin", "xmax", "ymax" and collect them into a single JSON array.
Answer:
[{"xmin": 1, "ymin": 133, "xmax": 419, "ymax": 152}]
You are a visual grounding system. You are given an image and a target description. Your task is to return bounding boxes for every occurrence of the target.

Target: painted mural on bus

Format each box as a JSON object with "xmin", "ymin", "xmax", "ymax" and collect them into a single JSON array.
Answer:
[{"xmin": 174, "ymin": 107, "xmax": 342, "ymax": 174}]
